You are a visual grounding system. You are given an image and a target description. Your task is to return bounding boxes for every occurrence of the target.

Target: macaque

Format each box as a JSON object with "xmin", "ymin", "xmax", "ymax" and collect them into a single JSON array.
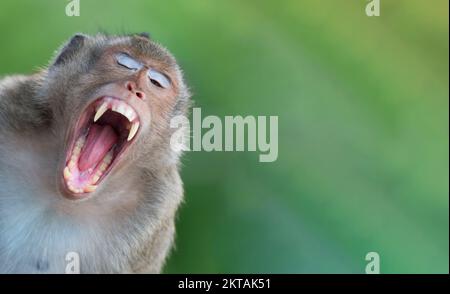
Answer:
[{"xmin": 0, "ymin": 33, "xmax": 191, "ymax": 273}]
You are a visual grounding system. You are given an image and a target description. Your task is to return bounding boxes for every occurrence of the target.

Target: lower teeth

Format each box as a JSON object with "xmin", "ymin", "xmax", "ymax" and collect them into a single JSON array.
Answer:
[{"xmin": 64, "ymin": 133, "xmax": 115, "ymax": 194}]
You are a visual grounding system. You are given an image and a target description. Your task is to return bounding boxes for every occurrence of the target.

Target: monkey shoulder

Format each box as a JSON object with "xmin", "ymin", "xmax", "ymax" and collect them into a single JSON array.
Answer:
[
  {"xmin": 0, "ymin": 74, "xmax": 51, "ymax": 131},
  {"xmin": 129, "ymin": 218, "xmax": 176, "ymax": 273}
]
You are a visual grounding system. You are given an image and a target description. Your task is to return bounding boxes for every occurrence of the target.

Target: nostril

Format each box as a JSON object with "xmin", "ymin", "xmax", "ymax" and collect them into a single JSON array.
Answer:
[
  {"xmin": 126, "ymin": 82, "xmax": 133, "ymax": 92},
  {"xmin": 126, "ymin": 82, "xmax": 144, "ymax": 99}
]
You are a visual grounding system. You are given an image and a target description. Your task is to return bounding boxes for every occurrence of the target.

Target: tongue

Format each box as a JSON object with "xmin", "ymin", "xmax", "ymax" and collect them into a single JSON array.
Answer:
[{"xmin": 78, "ymin": 124, "xmax": 118, "ymax": 171}]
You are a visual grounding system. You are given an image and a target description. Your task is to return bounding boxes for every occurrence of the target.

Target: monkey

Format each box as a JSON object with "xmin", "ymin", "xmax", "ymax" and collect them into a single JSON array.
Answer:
[{"xmin": 0, "ymin": 33, "xmax": 191, "ymax": 273}]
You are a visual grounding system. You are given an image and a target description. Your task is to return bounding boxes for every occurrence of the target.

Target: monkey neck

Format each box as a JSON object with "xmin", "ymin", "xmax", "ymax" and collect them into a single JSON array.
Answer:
[
  {"xmin": 0, "ymin": 129, "xmax": 148, "ymax": 221},
  {"xmin": 0, "ymin": 128, "xmax": 181, "ymax": 273}
]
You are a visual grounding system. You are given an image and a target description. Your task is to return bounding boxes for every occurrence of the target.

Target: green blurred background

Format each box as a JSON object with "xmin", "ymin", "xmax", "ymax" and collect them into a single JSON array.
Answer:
[{"xmin": 0, "ymin": 0, "xmax": 448, "ymax": 273}]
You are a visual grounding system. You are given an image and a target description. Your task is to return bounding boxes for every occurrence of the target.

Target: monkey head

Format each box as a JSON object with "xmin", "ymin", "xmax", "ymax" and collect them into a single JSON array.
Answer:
[{"xmin": 40, "ymin": 33, "xmax": 190, "ymax": 200}]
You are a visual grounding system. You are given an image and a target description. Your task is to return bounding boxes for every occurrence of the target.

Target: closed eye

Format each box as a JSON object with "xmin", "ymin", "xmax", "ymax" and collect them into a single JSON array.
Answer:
[
  {"xmin": 116, "ymin": 53, "xmax": 143, "ymax": 71},
  {"xmin": 148, "ymin": 69, "xmax": 171, "ymax": 89}
]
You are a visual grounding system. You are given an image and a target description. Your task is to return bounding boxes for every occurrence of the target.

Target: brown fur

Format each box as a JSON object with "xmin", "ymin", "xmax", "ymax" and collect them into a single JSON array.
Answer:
[{"xmin": 0, "ymin": 33, "xmax": 190, "ymax": 273}]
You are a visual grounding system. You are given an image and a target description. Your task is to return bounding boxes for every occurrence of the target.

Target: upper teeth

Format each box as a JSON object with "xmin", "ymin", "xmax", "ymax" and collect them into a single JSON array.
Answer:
[
  {"xmin": 111, "ymin": 103, "xmax": 137, "ymax": 122},
  {"xmin": 94, "ymin": 99, "xmax": 138, "ymax": 123},
  {"xmin": 93, "ymin": 98, "xmax": 140, "ymax": 141}
]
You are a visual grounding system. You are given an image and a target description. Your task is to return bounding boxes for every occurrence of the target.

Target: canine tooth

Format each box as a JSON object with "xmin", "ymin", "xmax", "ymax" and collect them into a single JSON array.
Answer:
[
  {"xmin": 127, "ymin": 121, "xmax": 139, "ymax": 141},
  {"xmin": 64, "ymin": 167, "xmax": 71, "ymax": 180},
  {"xmin": 94, "ymin": 102, "xmax": 108, "ymax": 122},
  {"xmin": 84, "ymin": 185, "xmax": 97, "ymax": 193}
]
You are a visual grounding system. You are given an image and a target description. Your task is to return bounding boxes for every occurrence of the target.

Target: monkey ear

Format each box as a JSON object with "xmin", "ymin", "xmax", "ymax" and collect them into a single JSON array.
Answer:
[
  {"xmin": 137, "ymin": 32, "xmax": 151, "ymax": 39},
  {"xmin": 53, "ymin": 33, "xmax": 87, "ymax": 66}
]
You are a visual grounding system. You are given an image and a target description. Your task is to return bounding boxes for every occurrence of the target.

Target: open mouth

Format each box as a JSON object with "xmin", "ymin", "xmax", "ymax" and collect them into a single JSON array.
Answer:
[{"xmin": 63, "ymin": 96, "xmax": 140, "ymax": 196}]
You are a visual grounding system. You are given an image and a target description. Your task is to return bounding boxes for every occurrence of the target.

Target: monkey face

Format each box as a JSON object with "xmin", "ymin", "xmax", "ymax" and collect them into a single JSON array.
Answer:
[{"xmin": 45, "ymin": 34, "xmax": 189, "ymax": 199}]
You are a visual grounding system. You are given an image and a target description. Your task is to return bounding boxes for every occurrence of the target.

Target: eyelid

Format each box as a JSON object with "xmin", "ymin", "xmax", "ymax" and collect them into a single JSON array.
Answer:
[
  {"xmin": 147, "ymin": 69, "xmax": 171, "ymax": 89},
  {"xmin": 116, "ymin": 53, "xmax": 143, "ymax": 70},
  {"xmin": 116, "ymin": 53, "xmax": 171, "ymax": 89}
]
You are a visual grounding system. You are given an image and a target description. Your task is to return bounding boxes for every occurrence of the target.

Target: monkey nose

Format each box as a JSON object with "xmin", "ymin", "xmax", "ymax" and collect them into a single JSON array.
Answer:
[{"xmin": 125, "ymin": 81, "xmax": 145, "ymax": 100}]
